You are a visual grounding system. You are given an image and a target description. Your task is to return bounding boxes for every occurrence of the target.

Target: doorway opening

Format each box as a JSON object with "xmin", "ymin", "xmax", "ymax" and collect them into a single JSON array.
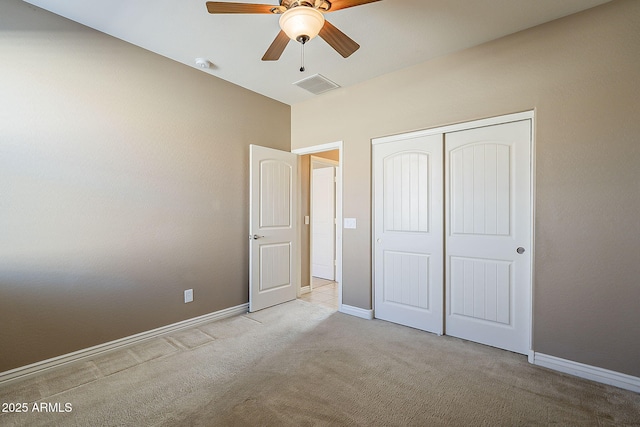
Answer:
[{"xmin": 292, "ymin": 142, "xmax": 343, "ymax": 311}]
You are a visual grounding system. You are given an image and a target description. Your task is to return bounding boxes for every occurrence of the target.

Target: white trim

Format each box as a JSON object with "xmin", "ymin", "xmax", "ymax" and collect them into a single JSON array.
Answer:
[
  {"xmin": 293, "ymin": 141, "xmax": 341, "ymax": 155},
  {"xmin": 336, "ymin": 160, "xmax": 343, "ymax": 305},
  {"xmin": 533, "ymin": 352, "xmax": 640, "ymax": 393},
  {"xmin": 339, "ymin": 304, "xmax": 374, "ymax": 320},
  {"xmin": 299, "ymin": 285, "xmax": 311, "ymax": 295},
  {"xmin": 529, "ymin": 111, "xmax": 537, "ymax": 361},
  {"xmin": 292, "ymin": 141, "xmax": 343, "ymax": 307},
  {"xmin": 372, "ymin": 111, "xmax": 535, "ymax": 145},
  {"xmin": 0, "ymin": 303, "xmax": 248, "ymax": 385}
]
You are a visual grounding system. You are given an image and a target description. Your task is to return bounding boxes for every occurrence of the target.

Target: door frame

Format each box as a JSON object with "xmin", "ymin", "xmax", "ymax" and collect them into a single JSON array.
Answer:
[
  {"xmin": 292, "ymin": 141, "xmax": 344, "ymax": 308},
  {"xmin": 371, "ymin": 111, "xmax": 536, "ymax": 361},
  {"xmin": 310, "ymin": 156, "xmax": 339, "ymax": 287}
]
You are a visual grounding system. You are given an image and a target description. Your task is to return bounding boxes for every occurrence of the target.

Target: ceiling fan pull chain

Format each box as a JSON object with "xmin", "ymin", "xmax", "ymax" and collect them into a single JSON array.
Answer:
[{"xmin": 300, "ymin": 38, "xmax": 305, "ymax": 72}]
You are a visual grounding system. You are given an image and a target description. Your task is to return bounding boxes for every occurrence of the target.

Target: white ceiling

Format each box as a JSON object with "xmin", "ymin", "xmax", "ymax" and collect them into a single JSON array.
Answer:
[{"xmin": 23, "ymin": 0, "xmax": 610, "ymax": 105}]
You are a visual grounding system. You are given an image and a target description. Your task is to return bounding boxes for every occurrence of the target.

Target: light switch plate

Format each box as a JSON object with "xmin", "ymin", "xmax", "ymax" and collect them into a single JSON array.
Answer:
[
  {"xmin": 344, "ymin": 218, "xmax": 357, "ymax": 229},
  {"xmin": 184, "ymin": 289, "xmax": 193, "ymax": 303}
]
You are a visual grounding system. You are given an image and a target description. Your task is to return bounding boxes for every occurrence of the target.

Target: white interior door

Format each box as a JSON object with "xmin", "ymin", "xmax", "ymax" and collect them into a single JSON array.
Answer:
[
  {"xmin": 445, "ymin": 120, "xmax": 531, "ymax": 354},
  {"xmin": 249, "ymin": 145, "xmax": 298, "ymax": 312},
  {"xmin": 311, "ymin": 166, "xmax": 336, "ymax": 280},
  {"xmin": 373, "ymin": 134, "xmax": 444, "ymax": 334}
]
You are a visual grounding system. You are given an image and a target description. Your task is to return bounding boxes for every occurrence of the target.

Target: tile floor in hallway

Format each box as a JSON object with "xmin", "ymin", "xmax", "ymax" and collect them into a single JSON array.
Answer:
[{"xmin": 299, "ymin": 277, "xmax": 338, "ymax": 311}]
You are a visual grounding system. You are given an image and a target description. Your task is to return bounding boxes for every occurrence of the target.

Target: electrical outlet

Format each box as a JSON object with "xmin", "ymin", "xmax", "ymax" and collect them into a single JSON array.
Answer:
[{"xmin": 184, "ymin": 289, "xmax": 193, "ymax": 303}]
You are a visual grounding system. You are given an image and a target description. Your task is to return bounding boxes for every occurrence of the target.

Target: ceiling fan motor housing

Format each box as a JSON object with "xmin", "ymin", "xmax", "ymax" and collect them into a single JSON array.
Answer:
[
  {"xmin": 277, "ymin": 0, "xmax": 332, "ymax": 13},
  {"xmin": 279, "ymin": 6, "xmax": 326, "ymax": 42}
]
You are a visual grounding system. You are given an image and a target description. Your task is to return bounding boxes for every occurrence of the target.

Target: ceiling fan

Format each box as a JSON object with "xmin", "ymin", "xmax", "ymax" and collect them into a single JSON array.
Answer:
[{"xmin": 205, "ymin": 0, "xmax": 382, "ymax": 65}]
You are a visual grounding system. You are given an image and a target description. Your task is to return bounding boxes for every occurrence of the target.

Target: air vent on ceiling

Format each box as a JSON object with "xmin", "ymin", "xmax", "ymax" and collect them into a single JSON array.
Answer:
[{"xmin": 293, "ymin": 74, "xmax": 340, "ymax": 95}]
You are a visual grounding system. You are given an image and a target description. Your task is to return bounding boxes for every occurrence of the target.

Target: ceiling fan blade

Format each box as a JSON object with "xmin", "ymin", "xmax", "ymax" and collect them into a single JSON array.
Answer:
[
  {"xmin": 319, "ymin": 20, "xmax": 360, "ymax": 58},
  {"xmin": 262, "ymin": 30, "xmax": 290, "ymax": 61},
  {"xmin": 326, "ymin": 0, "xmax": 382, "ymax": 12},
  {"xmin": 206, "ymin": 2, "xmax": 275, "ymax": 14}
]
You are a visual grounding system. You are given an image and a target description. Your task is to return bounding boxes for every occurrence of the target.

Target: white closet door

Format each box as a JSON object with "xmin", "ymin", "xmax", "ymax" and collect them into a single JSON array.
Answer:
[
  {"xmin": 373, "ymin": 134, "xmax": 444, "ymax": 334},
  {"xmin": 445, "ymin": 120, "xmax": 531, "ymax": 354}
]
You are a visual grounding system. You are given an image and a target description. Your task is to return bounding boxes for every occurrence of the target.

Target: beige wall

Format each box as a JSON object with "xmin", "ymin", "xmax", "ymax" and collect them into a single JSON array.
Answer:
[
  {"xmin": 300, "ymin": 155, "xmax": 311, "ymax": 287},
  {"xmin": 0, "ymin": 1, "xmax": 290, "ymax": 372},
  {"xmin": 291, "ymin": 0, "xmax": 640, "ymax": 377}
]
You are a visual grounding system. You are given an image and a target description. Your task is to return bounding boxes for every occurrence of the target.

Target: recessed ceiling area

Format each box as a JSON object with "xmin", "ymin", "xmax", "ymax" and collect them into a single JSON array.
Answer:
[{"xmin": 22, "ymin": 0, "xmax": 611, "ymax": 105}]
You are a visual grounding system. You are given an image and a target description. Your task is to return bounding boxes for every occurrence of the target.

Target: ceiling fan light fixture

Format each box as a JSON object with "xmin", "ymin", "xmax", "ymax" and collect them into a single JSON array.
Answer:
[{"xmin": 279, "ymin": 7, "xmax": 325, "ymax": 43}]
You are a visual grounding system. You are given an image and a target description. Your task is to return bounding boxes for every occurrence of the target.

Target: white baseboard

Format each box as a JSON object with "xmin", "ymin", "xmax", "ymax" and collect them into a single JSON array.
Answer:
[
  {"xmin": 0, "ymin": 303, "xmax": 249, "ymax": 385},
  {"xmin": 339, "ymin": 304, "xmax": 374, "ymax": 320},
  {"xmin": 299, "ymin": 285, "xmax": 311, "ymax": 295},
  {"xmin": 533, "ymin": 352, "xmax": 640, "ymax": 393}
]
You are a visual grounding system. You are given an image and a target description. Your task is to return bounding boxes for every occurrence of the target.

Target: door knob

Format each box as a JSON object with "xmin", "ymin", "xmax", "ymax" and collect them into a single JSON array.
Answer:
[
  {"xmin": 516, "ymin": 247, "xmax": 525, "ymax": 254},
  {"xmin": 252, "ymin": 234, "xmax": 264, "ymax": 240}
]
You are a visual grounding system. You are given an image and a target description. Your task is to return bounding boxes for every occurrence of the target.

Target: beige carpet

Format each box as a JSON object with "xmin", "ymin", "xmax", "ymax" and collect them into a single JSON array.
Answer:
[{"xmin": 1, "ymin": 300, "xmax": 639, "ymax": 426}]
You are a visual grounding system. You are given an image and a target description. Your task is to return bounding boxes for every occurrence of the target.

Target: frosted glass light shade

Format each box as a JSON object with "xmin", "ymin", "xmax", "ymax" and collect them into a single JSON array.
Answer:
[{"xmin": 279, "ymin": 7, "xmax": 325, "ymax": 42}]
